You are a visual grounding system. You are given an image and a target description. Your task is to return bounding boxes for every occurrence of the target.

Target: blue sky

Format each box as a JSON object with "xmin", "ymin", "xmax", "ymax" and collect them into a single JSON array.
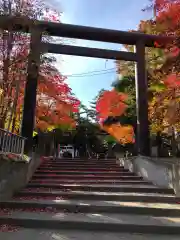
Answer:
[{"xmin": 52, "ymin": 0, "xmax": 153, "ymax": 107}]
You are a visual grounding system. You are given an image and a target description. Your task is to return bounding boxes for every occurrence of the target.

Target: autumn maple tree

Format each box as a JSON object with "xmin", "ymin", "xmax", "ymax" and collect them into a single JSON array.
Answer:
[
  {"xmin": 95, "ymin": 89, "xmax": 134, "ymax": 144},
  {"xmin": 0, "ymin": 0, "xmax": 80, "ymax": 133},
  {"xmin": 146, "ymin": 0, "xmax": 180, "ymax": 132},
  {"xmin": 96, "ymin": 0, "xmax": 180, "ymax": 143},
  {"xmin": 113, "ymin": 0, "xmax": 180, "ymax": 135}
]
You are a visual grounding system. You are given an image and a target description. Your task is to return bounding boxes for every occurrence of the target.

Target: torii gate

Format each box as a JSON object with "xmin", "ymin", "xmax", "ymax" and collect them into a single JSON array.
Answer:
[{"xmin": 0, "ymin": 15, "xmax": 173, "ymax": 156}]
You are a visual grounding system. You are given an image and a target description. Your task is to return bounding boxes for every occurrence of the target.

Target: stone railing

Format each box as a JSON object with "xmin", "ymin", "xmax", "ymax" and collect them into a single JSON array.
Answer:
[
  {"xmin": 116, "ymin": 154, "xmax": 180, "ymax": 196},
  {"xmin": 0, "ymin": 153, "xmax": 43, "ymax": 201}
]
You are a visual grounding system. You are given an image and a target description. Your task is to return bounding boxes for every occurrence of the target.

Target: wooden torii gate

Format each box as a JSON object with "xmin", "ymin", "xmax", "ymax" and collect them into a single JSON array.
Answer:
[{"xmin": 0, "ymin": 15, "xmax": 173, "ymax": 156}]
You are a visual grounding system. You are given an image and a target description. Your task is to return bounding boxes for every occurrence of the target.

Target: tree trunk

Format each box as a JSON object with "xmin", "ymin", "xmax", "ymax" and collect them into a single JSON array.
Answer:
[{"xmin": 156, "ymin": 131, "xmax": 162, "ymax": 157}]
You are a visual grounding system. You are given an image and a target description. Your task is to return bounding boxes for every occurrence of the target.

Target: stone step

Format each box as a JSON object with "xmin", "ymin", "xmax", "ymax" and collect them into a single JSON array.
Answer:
[
  {"xmin": 36, "ymin": 170, "xmax": 134, "ymax": 175},
  {"xmin": 41, "ymin": 161, "xmax": 121, "ymax": 165},
  {"xmin": 44, "ymin": 157, "xmax": 116, "ymax": 162},
  {"xmin": 2, "ymin": 199, "xmax": 180, "ymax": 217},
  {"xmin": 42, "ymin": 158, "xmax": 118, "ymax": 161},
  {"xmin": 42, "ymin": 161, "xmax": 122, "ymax": 166},
  {"xmin": 45, "ymin": 160, "xmax": 118, "ymax": 164},
  {"xmin": 14, "ymin": 190, "xmax": 176, "ymax": 201},
  {"xmin": 1, "ymin": 211, "xmax": 180, "ymax": 234},
  {"xmin": 27, "ymin": 180, "xmax": 152, "ymax": 190},
  {"xmin": 38, "ymin": 166, "xmax": 125, "ymax": 171},
  {"xmin": 0, "ymin": 228, "xmax": 179, "ymax": 240},
  {"xmin": 44, "ymin": 159, "xmax": 117, "ymax": 162},
  {"xmin": 30, "ymin": 179, "xmax": 150, "ymax": 184},
  {"xmin": 41, "ymin": 161, "xmax": 119, "ymax": 165},
  {"xmin": 32, "ymin": 175, "xmax": 142, "ymax": 180},
  {"xmin": 35, "ymin": 171, "xmax": 135, "ymax": 176},
  {"xmin": 40, "ymin": 164, "xmax": 121, "ymax": 168},
  {"xmin": 38, "ymin": 167, "xmax": 129, "ymax": 171},
  {"xmin": 26, "ymin": 184, "xmax": 162, "ymax": 193},
  {"xmin": 42, "ymin": 164, "xmax": 119, "ymax": 167}
]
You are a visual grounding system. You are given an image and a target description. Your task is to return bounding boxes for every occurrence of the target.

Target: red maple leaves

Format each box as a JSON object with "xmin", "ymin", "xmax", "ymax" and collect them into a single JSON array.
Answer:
[
  {"xmin": 164, "ymin": 73, "xmax": 180, "ymax": 88},
  {"xmin": 96, "ymin": 90, "xmax": 128, "ymax": 122}
]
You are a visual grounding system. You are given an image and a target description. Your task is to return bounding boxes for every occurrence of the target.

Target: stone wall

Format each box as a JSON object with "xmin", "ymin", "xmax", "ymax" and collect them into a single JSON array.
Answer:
[
  {"xmin": 0, "ymin": 153, "xmax": 42, "ymax": 201},
  {"xmin": 116, "ymin": 155, "xmax": 180, "ymax": 196}
]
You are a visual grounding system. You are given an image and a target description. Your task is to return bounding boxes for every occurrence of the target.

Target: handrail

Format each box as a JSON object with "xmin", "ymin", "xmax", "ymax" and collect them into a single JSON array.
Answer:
[{"xmin": 0, "ymin": 128, "xmax": 26, "ymax": 157}]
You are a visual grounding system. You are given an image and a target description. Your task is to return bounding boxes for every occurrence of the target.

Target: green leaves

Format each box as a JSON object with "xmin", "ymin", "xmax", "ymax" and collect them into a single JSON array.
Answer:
[
  {"xmin": 105, "ymin": 135, "xmax": 117, "ymax": 144},
  {"xmin": 149, "ymin": 83, "xmax": 167, "ymax": 92}
]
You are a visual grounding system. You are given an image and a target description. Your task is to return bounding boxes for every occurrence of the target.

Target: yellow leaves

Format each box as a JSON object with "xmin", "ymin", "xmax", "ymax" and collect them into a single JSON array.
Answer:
[
  {"xmin": 150, "ymin": 123, "xmax": 164, "ymax": 134},
  {"xmin": 33, "ymin": 131, "xmax": 38, "ymax": 137},
  {"xmin": 0, "ymin": 88, "xmax": 3, "ymax": 95},
  {"xmin": 163, "ymin": 98, "xmax": 170, "ymax": 106},
  {"xmin": 173, "ymin": 123, "xmax": 180, "ymax": 133},
  {"xmin": 47, "ymin": 126, "xmax": 56, "ymax": 132},
  {"xmin": 149, "ymin": 87, "xmax": 180, "ymax": 133},
  {"xmin": 149, "ymin": 83, "xmax": 167, "ymax": 92}
]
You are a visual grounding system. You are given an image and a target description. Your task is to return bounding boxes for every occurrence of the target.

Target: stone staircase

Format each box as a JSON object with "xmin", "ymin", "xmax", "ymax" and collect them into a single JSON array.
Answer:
[{"xmin": 1, "ymin": 157, "xmax": 180, "ymax": 239}]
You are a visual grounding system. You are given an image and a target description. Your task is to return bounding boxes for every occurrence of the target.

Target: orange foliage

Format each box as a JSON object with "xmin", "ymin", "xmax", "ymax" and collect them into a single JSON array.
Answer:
[
  {"xmin": 101, "ymin": 123, "xmax": 135, "ymax": 144},
  {"xmin": 11, "ymin": 47, "xmax": 80, "ymax": 131},
  {"xmin": 96, "ymin": 89, "xmax": 135, "ymax": 143}
]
